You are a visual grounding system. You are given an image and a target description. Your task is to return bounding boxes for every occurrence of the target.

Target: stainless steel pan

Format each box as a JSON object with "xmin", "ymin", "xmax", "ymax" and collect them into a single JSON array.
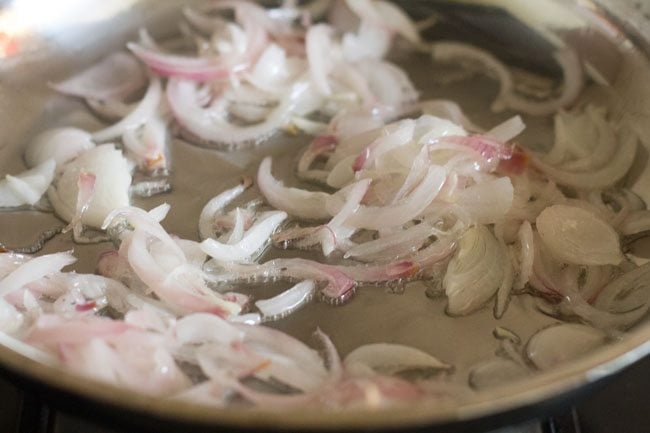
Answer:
[{"xmin": 1, "ymin": 1, "xmax": 650, "ymax": 431}]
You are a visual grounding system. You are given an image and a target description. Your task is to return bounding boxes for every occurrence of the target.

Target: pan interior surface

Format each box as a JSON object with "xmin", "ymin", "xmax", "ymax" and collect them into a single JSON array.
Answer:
[{"xmin": 0, "ymin": 0, "xmax": 649, "ymax": 430}]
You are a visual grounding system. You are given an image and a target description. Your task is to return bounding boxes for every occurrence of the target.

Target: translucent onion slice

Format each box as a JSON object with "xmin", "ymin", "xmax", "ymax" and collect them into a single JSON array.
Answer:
[
  {"xmin": 593, "ymin": 263, "xmax": 650, "ymax": 317},
  {"xmin": 486, "ymin": 115, "xmax": 525, "ymax": 143},
  {"xmin": 255, "ymin": 280, "xmax": 316, "ymax": 321},
  {"xmin": 345, "ymin": 165, "xmax": 447, "ymax": 230},
  {"xmin": 200, "ymin": 211, "xmax": 287, "ymax": 263},
  {"xmin": 198, "ymin": 177, "xmax": 253, "ymax": 240},
  {"xmin": 306, "ymin": 24, "xmax": 335, "ymax": 95},
  {"xmin": 343, "ymin": 343, "xmax": 450, "ymax": 377},
  {"xmin": 175, "ymin": 313, "xmax": 245, "ymax": 346},
  {"xmin": 167, "ymin": 78, "xmax": 310, "ymax": 146},
  {"xmin": 468, "ymin": 359, "xmax": 528, "ymax": 390},
  {"xmin": 514, "ymin": 221, "xmax": 534, "ymax": 291},
  {"xmin": 444, "ymin": 225, "xmax": 506, "ymax": 315},
  {"xmin": 454, "ymin": 177, "xmax": 514, "ymax": 225},
  {"xmin": 0, "ymin": 252, "xmax": 76, "ymax": 297},
  {"xmin": 536, "ymin": 204, "xmax": 623, "ymax": 266},
  {"xmin": 92, "ymin": 77, "xmax": 162, "ymax": 142},
  {"xmin": 257, "ymin": 157, "xmax": 333, "ymax": 220},
  {"xmin": 526, "ymin": 324, "xmax": 607, "ymax": 370},
  {"xmin": 49, "ymin": 145, "xmax": 132, "ymax": 228},
  {"xmin": 532, "ymin": 129, "xmax": 638, "ymax": 190}
]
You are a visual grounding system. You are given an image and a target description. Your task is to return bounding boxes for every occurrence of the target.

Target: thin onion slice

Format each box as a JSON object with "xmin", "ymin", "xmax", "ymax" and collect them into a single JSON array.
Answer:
[
  {"xmin": 343, "ymin": 343, "xmax": 450, "ymax": 377},
  {"xmin": 255, "ymin": 280, "xmax": 316, "ymax": 321},
  {"xmin": 536, "ymin": 204, "xmax": 623, "ymax": 266}
]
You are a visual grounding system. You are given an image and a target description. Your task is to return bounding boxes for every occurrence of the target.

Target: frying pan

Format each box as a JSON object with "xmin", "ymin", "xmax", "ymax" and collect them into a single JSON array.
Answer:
[{"xmin": 1, "ymin": 1, "xmax": 650, "ymax": 432}]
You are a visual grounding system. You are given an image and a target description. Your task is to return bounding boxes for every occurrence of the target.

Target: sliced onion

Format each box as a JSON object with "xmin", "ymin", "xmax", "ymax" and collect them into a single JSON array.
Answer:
[
  {"xmin": 514, "ymin": 221, "xmax": 534, "ymax": 291},
  {"xmin": 536, "ymin": 204, "xmax": 623, "ymax": 266},
  {"xmin": 306, "ymin": 24, "xmax": 335, "ymax": 95},
  {"xmin": 486, "ymin": 116, "xmax": 525, "ymax": 143},
  {"xmin": 344, "ymin": 222, "xmax": 432, "ymax": 262},
  {"xmin": 167, "ymin": 78, "xmax": 310, "ymax": 146},
  {"xmin": 128, "ymin": 230, "xmax": 242, "ymax": 317},
  {"xmin": 344, "ymin": 343, "xmax": 450, "ymax": 377},
  {"xmin": 619, "ymin": 210, "xmax": 650, "ymax": 236},
  {"xmin": 0, "ymin": 159, "xmax": 55, "ymax": 207},
  {"xmin": 198, "ymin": 177, "xmax": 253, "ymax": 240},
  {"xmin": 469, "ymin": 358, "xmax": 529, "ymax": 390},
  {"xmin": 454, "ymin": 177, "xmax": 514, "ymax": 225},
  {"xmin": 122, "ymin": 115, "xmax": 169, "ymax": 172},
  {"xmin": 200, "ymin": 211, "xmax": 287, "ymax": 263},
  {"xmin": 175, "ymin": 313, "xmax": 245, "ymax": 346},
  {"xmin": 24, "ymin": 314, "xmax": 130, "ymax": 349},
  {"xmin": 593, "ymin": 262, "xmax": 650, "ymax": 318},
  {"xmin": 257, "ymin": 157, "xmax": 333, "ymax": 220},
  {"xmin": 342, "ymin": 20, "xmax": 392, "ymax": 62},
  {"xmin": 255, "ymin": 280, "xmax": 316, "ymax": 321},
  {"xmin": 49, "ymin": 144, "xmax": 131, "ymax": 228},
  {"xmin": 532, "ymin": 129, "xmax": 638, "ymax": 190},
  {"xmin": 223, "ymin": 258, "xmax": 356, "ymax": 303},
  {"xmin": 444, "ymin": 225, "xmax": 507, "ymax": 315},
  {"xmin": 296, "ymin": 135, "xmax": 337, "ymax": 183},
  {"xmin": 0, "ymin": 252, "xmax": 76, "ymax": 298},
  {"xmin": 64, "ymin": 172, "xmax": 97, "ymax": 242},
  {"xmin": 346, "ymin": 166, "xmax": 447, "ymax": 230},
  {"xmin": 526, "ymin": 324, "xmax": 607, "ymax": 370},
  {"xmin": 92, "ymin": 77, "xmax": 162, "ymax": 142},
  {"xmin": 355, "ymin": 59, "xmax": 419, "ymax": 108},
  {"xmin": 345, "ymin": 0, "xmax": 420, "ymax": 44}
]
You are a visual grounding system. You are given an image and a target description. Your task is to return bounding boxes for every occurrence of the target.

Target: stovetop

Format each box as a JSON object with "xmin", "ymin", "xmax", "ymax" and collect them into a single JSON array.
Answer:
[{"xmin": 2, "ymin": 355, "xmax": 650, "ymax": 433}]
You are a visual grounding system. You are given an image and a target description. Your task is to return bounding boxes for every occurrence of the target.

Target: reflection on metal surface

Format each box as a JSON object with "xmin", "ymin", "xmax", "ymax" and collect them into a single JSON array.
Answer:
[
  {"xmin": 0, "ymin": 0, "xmax": 649, "ymax": 431},
  {"xmin": 0, "ymin": 0, "xmax": 138, "ymax": 58}
]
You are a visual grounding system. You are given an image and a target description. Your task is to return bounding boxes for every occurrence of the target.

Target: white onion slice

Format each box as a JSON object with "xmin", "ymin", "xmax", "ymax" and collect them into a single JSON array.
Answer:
[
  {"xmin": 345, "ymin": 165, "xmax": 447, "ymax": 230},
  {"xmin": 486, "ymin": 116, "xmax": 525, "ymax": 143},
  {"xmin": 343, "ymin": 343, "xmax": 450, "ymax": 377},
  {"xmin": 306, "ymin": 24, "xmax": 335, "ymax": 95},
  {"xmin": 344, "ymin": 223, "xmax": 432, "ymax": 261},
  {"xmin": 167, "ymin": 78, "xmax": 310, "ymax": 146},
  {"xmin": 526, "ymin": 324, "xmax": 607, "ymax": 370},
  {"xmin": 514, "ymin": 221, "xmax": 534, "ymax": 291},
  {"xmin": 92, "ymin": 77, "xmax": 162, "ymax": 142},
  {"xmin": 444, "ymin": 225, "xmax": 506, "ymax": 315},
  {"xmin": 0, "ymin": 252, "xmax": 76, "ymax": 297},
  {"xmin": 200, "ymin": 211, "xmax": 287, "ymax": 263},
  {"xmin": 24, "ymin": 128, "xmax": 95, "ymax": 170},
  {"xmin": 175, "ymin": 313, "xmax": 245, "ymax": 346},
  {"xmin": 255, "ymin": 280, "xmax": 316, "ymax": 320},
  {"xmin": 536, "ymin": 204, "xmax": 623, "ymax": 266},
  {"xmin": 454, "ymin": 177, "xmax": 514, "ymax": 224},
  {"xmin": 49, "ymin": 145, "xmax": 131, "ymax": 228},
  {"xmin": 0, "ymin": 159, "xmax": 56, "ymax": 207},
  {"xmin": 198, "ymin": 177, "xmax": 253, "ymax": 240},
  {"xmin": 257, "ymin": 157, "xmax": 333, "ymax": 220},
  {"xmin": 532, "ymin": 129, "xmax": 638, "ymax": 190}
]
